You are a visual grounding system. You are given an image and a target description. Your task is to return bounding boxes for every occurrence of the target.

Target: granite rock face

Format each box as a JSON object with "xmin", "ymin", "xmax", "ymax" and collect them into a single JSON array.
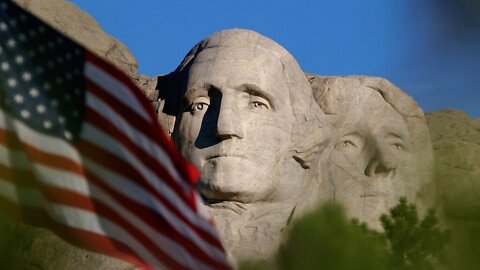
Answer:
[{"xmin": 426, "ymin": 109, "xmax": 480, "ymax": 220}]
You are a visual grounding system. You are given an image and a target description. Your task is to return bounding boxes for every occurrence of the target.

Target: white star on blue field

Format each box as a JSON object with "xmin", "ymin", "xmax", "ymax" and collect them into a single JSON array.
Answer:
[
  {"xmin": 0, "ymin": 0, "xmax": 85, "ymax": 142},
  {"xmin": 70, "ymin": 0, "xmax": 480, "ymax": 118}
]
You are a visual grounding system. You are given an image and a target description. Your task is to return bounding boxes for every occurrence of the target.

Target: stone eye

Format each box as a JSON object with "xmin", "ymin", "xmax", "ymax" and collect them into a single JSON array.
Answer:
[
  {"xmin": 341, "ymin": 140, "xmax": 356, "ymax": 148},
  {"xmin": 392, "ymin": 143, "xmax": 404, "ymax": 150},
  {"xmin": 189, "ymin": 97, "xmax": 210, "ymax": 113},
  {"xmin": 191, "ymin": 103, "xmax": 207, "ymax": 112},
  {"xmin": 252, "ymin": 101, "xmax": 268, "ymax": 109},
  {"xmin": 250, "ymin": 95, "xmax": 270, "ymax": 110}
]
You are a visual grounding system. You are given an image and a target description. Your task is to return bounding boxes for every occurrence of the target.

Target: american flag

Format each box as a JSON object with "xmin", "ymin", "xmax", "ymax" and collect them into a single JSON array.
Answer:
[{"xmin": 0, "ymin": 1, "xmax": 230, "ymax": 269}]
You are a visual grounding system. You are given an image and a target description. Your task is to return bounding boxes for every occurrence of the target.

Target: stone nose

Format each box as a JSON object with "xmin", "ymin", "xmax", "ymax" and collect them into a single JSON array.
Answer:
[
  {"xmin": 364, "ymin": 139, "xmax": 398, "ymax": 177},
  {"xmin": 216, "ymin": 95, "xmax": 245, "ymax": 140}
]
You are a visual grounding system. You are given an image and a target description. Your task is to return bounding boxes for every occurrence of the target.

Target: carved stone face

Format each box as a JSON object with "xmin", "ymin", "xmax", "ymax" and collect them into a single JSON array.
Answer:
[
  {"xmin": 169, "ymin": 30, "xmax": 329, "ymax": 263},
  {"xmin": 331, "ymin": 88, "xmax": 413, "ymax": 228},
  {"xmin": 309, "ymin": 75, "xmax": 431, "ymax": 230},
  {"xmin": 174, "ymin": 46, "xmax": 295, "ymax": 204}
]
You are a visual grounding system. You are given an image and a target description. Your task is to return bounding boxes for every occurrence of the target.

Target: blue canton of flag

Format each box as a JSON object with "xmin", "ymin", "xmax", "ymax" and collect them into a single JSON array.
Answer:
[{"xmin": 0, "ymin": 1, "xmax": 84, "ymax": 142}]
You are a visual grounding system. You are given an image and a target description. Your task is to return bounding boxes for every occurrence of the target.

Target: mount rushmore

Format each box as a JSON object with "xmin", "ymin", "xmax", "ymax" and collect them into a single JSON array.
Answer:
[{"xmin": 3, "ymin": 0, "xmax": 480, "ymax": 269}]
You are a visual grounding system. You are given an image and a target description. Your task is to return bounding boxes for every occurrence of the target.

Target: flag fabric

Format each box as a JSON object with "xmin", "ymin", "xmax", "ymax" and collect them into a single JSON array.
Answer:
[{"xmin": 0, "ymin": 1, "xmax": 230, "ymax": 269}]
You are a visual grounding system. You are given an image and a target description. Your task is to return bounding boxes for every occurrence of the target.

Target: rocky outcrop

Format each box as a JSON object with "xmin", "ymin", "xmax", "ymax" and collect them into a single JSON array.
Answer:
[{"xmin": 426, "ymin": 109, "xmax": 480, "ymax": 220}]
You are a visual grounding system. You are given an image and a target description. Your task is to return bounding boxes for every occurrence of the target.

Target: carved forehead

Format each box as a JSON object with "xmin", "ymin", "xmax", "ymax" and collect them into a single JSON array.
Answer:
[
  {"xmin": 185, "ymin": 46, "xmax": 287, "ymax": 96},
  {"xmin": 310, "ymin": 76, "xmax": 423, "ymax": 118},
  {"xmin": 176, "ymin": 29, "xmax": 325, "ymax": 124},
  {"xmin": 178, "ymin": 29, "xmax": 291, "ymax": 69}
]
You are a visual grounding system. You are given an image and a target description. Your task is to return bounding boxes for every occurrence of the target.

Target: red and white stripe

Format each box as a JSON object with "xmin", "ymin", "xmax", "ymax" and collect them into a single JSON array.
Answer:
[{"xmin": 0, "ymin": 51, "xmax": 230, "ymax": 270}]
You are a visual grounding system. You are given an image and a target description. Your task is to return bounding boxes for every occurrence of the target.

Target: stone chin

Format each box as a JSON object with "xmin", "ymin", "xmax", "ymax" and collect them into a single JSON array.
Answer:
[{"xmin": 197, "ymin": 156, "xmax": 279, "ymax": 204}]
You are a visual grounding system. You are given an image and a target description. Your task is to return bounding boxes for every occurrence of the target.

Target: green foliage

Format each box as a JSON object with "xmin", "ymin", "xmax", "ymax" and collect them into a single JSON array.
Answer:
[
  {"xmin": 240, "ymin": 202, "xmax": 389, "ymax": 270},
  {"xmin": 444, "ymin": 219, "xmax": 480, "ymax": 270},
  {"xmin": 380, "ymin": 197, "xmax": 450, "ymax": 270},
  {"xmin": 239, "ymin": 198, "xmax": 451, "ymax": 270},
  {"xmin": 276, "ymin": 203, "xmax": 388, "ymax": 270},
  {"xmin": 0, "ymin": 213, "xmax": 37, "ymax": 269},
  {"xmin": 0, "ymin": 213, "xmax": 18, "ymax": 269}
]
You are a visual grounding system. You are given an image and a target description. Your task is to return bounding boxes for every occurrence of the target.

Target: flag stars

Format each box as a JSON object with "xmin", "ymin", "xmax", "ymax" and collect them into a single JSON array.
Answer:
[
  {"xmin": 0, "ymin": 22, "xmax": 7, "ymax": 31},
  {"xmin": 15, "ymin": 55, "xmax": 24, "ymax": 64},
  {"xmin": 7, "ymin": 78, "xmax": 17, "ymax": 88},
  {"xmin": 22, "ymin": 72, "xmax": 32, "ymax": 81},
  {"xmin": 29, "ymin": 88, "xmax": 39, "ymax": 97},
  {"xmin": 1, "ymin": 62, "xmax": 9, "ymax": 71},
  {"xmin": 14, "ymin": 94, "xmax": 24, "ymax": 104},
  {"xmin": 7, "ymin": 39, "xmax": 16, "ymax": 48},
  {"xmin": 64, "ymin": 131, "xmax": 72, "ymax": 140},
  {"xmin": 20, "ymin": 110, "xmax": 30, "ymax": 119},
  {"xmin": 43, "ymin": 121, "xmax": 53, "ymax": 129},
  {"xmin": 0, "ymin": 7, "xmax": 85, "ymax": 143},
  {"xmin": 37, "ymin": 104, "xmax": 46, "ymax": 114}
]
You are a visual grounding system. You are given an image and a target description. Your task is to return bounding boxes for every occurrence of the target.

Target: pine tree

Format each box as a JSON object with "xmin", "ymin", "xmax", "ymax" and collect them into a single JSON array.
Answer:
[{"xmin": 380, "ymin": 198, "xmax": 450, "ymax": 270}]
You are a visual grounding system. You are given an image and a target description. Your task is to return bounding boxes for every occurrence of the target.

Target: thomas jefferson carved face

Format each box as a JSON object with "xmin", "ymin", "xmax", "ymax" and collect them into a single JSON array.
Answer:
[
  {"xmin": 332, "ymin": 88, "xmax": 412, "ymax": 224},
  {"xmin": 310, "ymin": 76, "xmax": 430, "ymax": 230}
]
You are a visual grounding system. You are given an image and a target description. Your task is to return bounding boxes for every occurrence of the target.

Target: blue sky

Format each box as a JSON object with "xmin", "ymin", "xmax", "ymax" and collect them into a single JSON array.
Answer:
[{"xmin": 69, "ymin": 0, "xmax": 480, "ymax": 117}]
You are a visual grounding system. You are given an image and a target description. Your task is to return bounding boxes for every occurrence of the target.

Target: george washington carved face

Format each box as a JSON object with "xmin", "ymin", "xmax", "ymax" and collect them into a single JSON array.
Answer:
[
  {"xmin": 162, "ymin": 29, "xmax": 329, "ymax": 262},
  {"xmin": 169, "ymin": 30, "xmax": 327, "ymax": 207},
  {"xmin": 175, "ymin": 46, "xmax": 296, "ymax": 204}
]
